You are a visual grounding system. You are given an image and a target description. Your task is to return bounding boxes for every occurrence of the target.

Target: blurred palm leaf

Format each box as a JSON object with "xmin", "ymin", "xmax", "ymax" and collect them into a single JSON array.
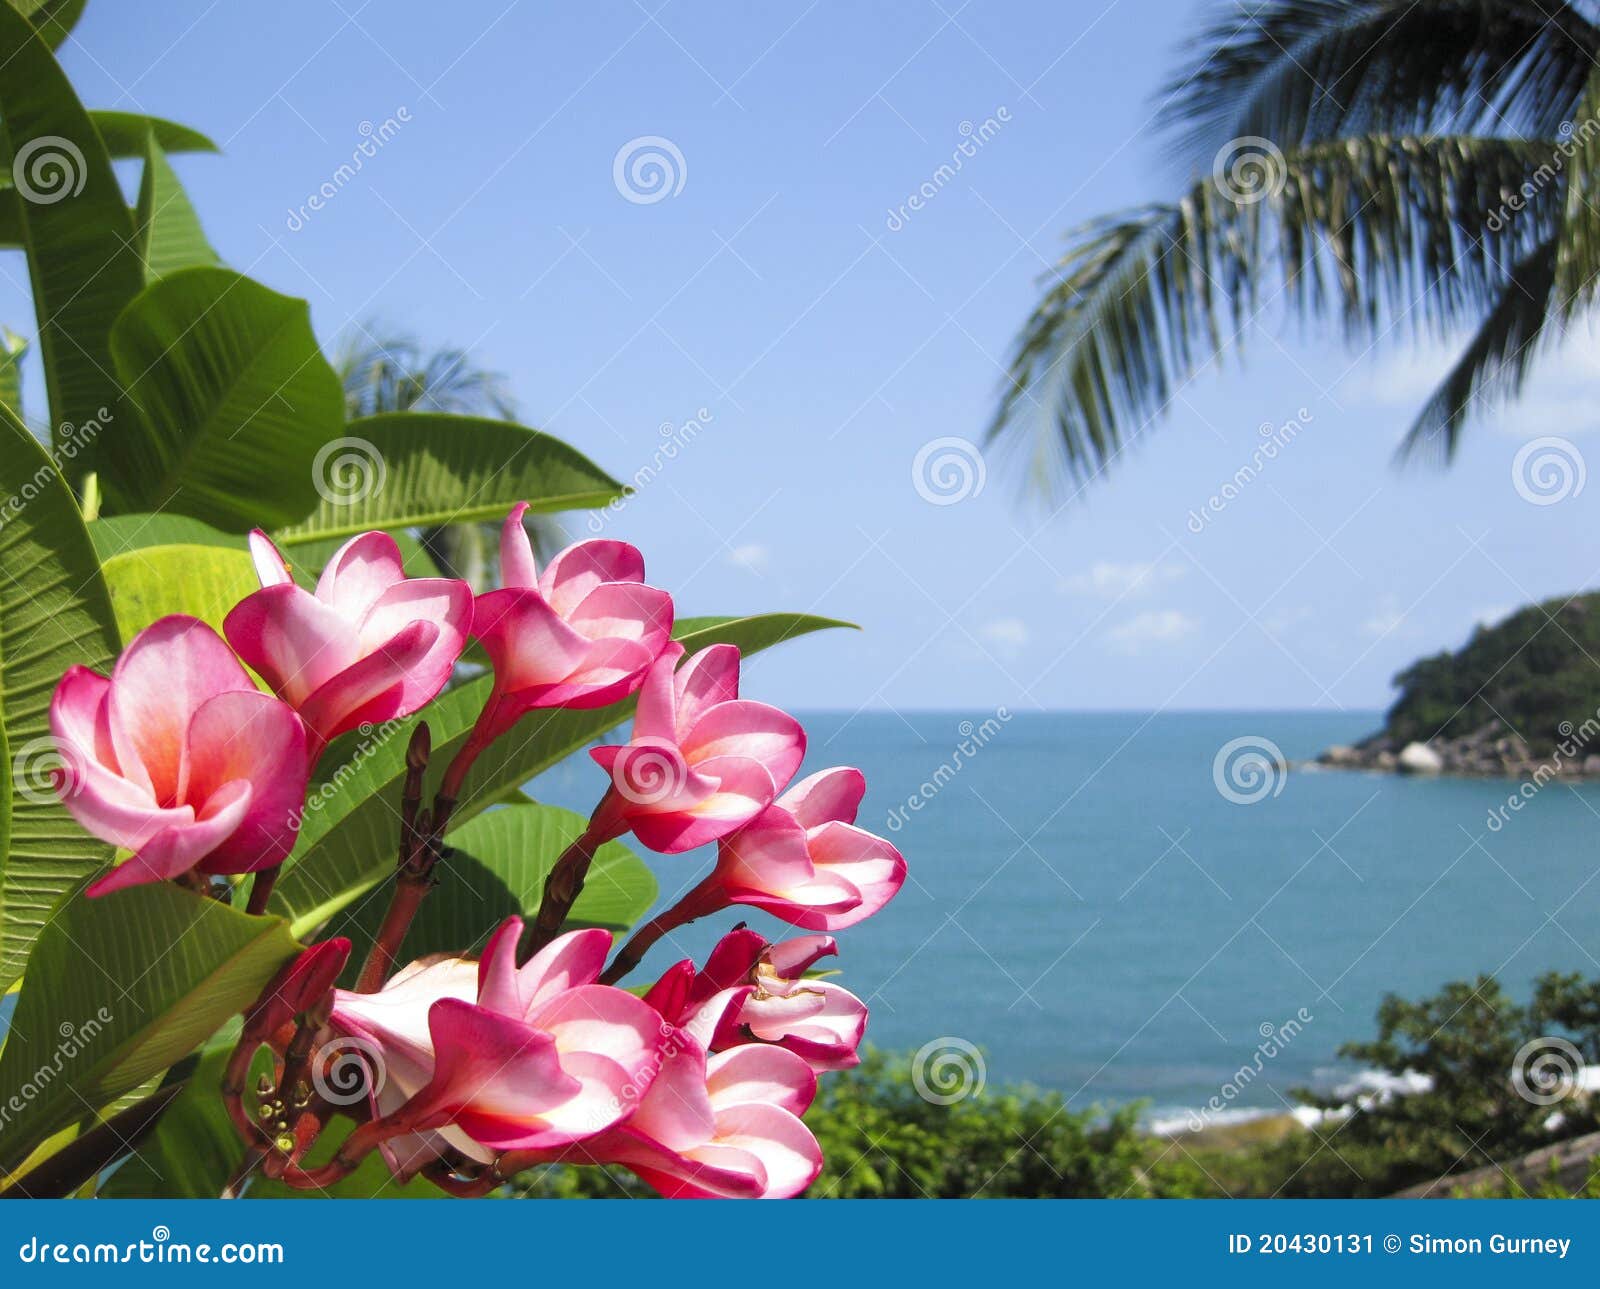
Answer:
[
  {"xmin": 993, "ymin": 0, "xmax": 1600, "ymax": 493},
  {"xmin": 333, "ymin": 328, "xmax": 568, "ymax": 585}
]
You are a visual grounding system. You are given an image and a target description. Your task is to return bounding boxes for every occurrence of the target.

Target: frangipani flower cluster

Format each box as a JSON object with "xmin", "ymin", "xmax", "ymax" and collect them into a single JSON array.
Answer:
[{"xmin": 50, "ymin": 506, "xmax": 905, "ymax": 1199}]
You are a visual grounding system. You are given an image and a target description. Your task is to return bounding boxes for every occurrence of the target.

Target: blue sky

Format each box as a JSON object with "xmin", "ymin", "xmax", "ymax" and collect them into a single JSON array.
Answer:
[{"xmin": 12, "ymin": 0, "xmax": 1598, "ymax": 713}]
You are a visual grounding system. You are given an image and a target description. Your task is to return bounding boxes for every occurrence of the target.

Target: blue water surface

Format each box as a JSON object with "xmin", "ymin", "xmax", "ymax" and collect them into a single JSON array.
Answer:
[{"xmin": 535, "ymin": 710, "xmax": 1600, "ymax": 1121}]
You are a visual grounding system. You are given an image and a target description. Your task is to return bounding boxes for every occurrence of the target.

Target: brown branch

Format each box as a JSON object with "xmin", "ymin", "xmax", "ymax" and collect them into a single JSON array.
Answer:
[
  {"xmin": 0, "ymin": 1084, "xmax": 184, "ymax": 1199},
  {"xmin": 524, "ymin": 826, "xmax": 603, "ymax": 959},
  {"xmin": 599, "ymin": 874, "xmax": 723, "ymax": 986},
  {"xmin": 244, "ymin": 864, "xmax": 280, "ymax": 916}
]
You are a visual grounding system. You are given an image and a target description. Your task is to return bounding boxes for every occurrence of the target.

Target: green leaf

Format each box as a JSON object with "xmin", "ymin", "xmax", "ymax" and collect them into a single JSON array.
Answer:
[
  {"xmin": 273, "ymin": 412, "xmax": 623, "ymax": 546},
  {"xmin": 88, "ymin": 111, "xmax": 216, "ymax": 159},
  {"xmin": 0, "ymin": 2, "xmax": 143, "ymax": 482},
  {"xmin": 0, "ymin": 883, "xmax": 299, "ymax": 1173},
  {"xmin": 94, "ymin": 1046, "xmax": 248, "ymax": 1200},
  {"xmin": 87, "ymin": 513, "xmax": 241, "ymax": 562},
  {"xmin": 135, "ymin": 134, "xmax": 217, "ymax": 281},
  {"xmin": 100, "ymin": 542, "xmax": 258, "ymax": 640},
  {"xmin": 331, "ymin": 804, "xmax": 656, "ymax": 978},
  {"xmin": 0, "ymin": 404, "xmax": 120, "ymax": 989},
  {"xmin": 271, "ymin": 612, "xmax": 853, "ymax": 936},
  {"xmin": 0, "ymin": 326, "xmax": 24, "ymax": 418},
  {"xmin": 102, "ymin": 267, "xmax": 345, "ymax": 530},
  {"xmin": 6, "ymin": 0, "xmax": 83, "ymax": 50}
]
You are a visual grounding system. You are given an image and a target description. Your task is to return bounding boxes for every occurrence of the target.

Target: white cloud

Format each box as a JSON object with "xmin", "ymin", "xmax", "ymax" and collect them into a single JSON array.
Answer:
[
  {"xmin": 1349, "ymin": 327, "xmax": 1600, "ymax": 438},
  {"xmin": 980, "ymin": 617, "xmax": 1030, "ymax": 652},
  {"xmin": 1361, "ymin": 596, "xmax": 1421, "ymax": 639},
  {"xmin": 725, "ymin": 543, "xmax": 770, "ymax": 574},
  {"xmin": 1061, "ymin": 559, "xmax": 1184, "ymax": 599},
  {"xmin": 1106, "ymin": 609, "xmax": 1197, "ymax": 652}
]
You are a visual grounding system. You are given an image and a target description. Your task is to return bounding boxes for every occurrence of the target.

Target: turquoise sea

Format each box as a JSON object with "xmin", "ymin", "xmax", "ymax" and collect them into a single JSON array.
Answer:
[{"xmin": 541, "ymin": 710, "xmax": 1600, "ymax": 1127}]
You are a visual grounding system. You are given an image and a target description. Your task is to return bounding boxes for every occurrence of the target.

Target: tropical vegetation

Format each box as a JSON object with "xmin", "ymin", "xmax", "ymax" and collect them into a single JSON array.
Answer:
[{"xmin": 0, "ymin": 0, "xmax": 882, "ymax": 1199}]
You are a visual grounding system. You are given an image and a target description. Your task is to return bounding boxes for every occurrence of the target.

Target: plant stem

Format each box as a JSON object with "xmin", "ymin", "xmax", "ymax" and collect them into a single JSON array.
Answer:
[
  {"xmin": 599, "ymin": 873, "xmax": 723, "ymax": 985},
  {"xmin": 354, "ymin": 868, "xmax": 431, "ymax": 994},
  {"xmin": 524, "ymin": 819, "xmax": 606, "ymax": 958},
  {"xmin": 351, "ymin": 725, "xmax": 438, "ymax": 994},
  {"xmin": 244, "ymin": 865, "xmax": 280, "ymax": 916}
]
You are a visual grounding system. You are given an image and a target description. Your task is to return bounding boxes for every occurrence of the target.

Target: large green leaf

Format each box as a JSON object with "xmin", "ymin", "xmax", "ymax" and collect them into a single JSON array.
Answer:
[
  {"xmin": 87, "ymin": 513, "xmax": 240, "ymax": 562},
  {"xmin": 271, "ymin": 613, "xmax": 853, "ymax": 935},
  {"xmin": 0, "ymin": 2, "xmax": 143, "ymax": 483},
  {"xmin": 7, "ymin": 0, "xmax": 83, "ymax": 50},
  {"xmin": 102, "ymin": 267, "xmax": 345, "ymax": 530},
  {"xmin": 135, "ymin": 134, "xmax": 217, "ymax": 281},
  {"xmin": 86, "ymin": 518, "xmax": 437, "ymax": 586},
  {"xmin": 274, "ymin": 412, "xmax": 623, "ymax": 546},
  {"xmin": 100, "ymin": 542, "xmax": 258, "ymax": 640},
  {"xmin": 0, "ymin": 883, "xmax": 299, "ymax": 1172},
  {"xmin": 95, "ymin": 1045, "xmax": 249, "ymax": 1200},
  {"xmin": 330, "ymin": 804, "xmax": 656, "ymax": 977},
  {"xmin": 0, "ymin": 404, "xmax": 120, "ymax": 989}
]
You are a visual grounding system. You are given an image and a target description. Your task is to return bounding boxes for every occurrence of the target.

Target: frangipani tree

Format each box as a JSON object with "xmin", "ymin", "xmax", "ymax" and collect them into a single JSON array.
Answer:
[{"xmin": 0, "ymin": 0, "xmax": 899, "ymax": 1200}]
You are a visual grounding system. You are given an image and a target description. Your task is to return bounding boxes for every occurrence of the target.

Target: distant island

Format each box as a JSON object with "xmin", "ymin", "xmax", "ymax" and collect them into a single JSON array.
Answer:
[{"xmin": 1317, "ymin": 593, "xmax": 1600, "ymax": 778}]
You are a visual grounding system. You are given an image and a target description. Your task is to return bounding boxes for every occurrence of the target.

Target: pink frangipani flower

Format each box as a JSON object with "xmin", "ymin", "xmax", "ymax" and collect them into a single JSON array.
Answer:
[
  {"xmin": 739, "ymin": 934, "xmax": 868, "ymax": 1072},
  {"xmin": 560, "ymin": 1039, "xmax": 822, "ymax": 1199},
  {"xmin": 224, "ymin": 529, "xmax": 472, "ymax": 762},
  {"xmin": 647, "ymin": 929, "xmax": 867, "ymax": 1072},
  {"xmin": 329, "ymin": 919, "xmax": 669, "ymax": 1180},
  {"xmin": 470, "ymin": 504, "xmax": 673, "ymax": 739},
  {"xmin": 590, "ymin": 642, "xmax": 805, "ymax": 853},
  {"xmin": 50, "ymin": 616, "xmax": 310, "ymax": 898},
  {"xmin": 712, "ymin": 767, "xmax": 906, "ymax": 929}
]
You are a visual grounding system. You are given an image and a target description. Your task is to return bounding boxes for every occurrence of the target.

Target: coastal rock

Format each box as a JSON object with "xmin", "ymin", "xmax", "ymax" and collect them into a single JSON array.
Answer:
[{"xmin": 1396, "ymin": 742, "xmax": 1444, "ymax": 774}]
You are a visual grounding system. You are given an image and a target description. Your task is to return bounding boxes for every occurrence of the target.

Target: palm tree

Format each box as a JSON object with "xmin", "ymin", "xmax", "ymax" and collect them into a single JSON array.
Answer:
[
  {"xmin": 335, "ymin": 327, "xmax": 564, "ymax": 584},
  {"xmin": 990, "ymin": 0, "xmax": 1600, "ymax": 493}
]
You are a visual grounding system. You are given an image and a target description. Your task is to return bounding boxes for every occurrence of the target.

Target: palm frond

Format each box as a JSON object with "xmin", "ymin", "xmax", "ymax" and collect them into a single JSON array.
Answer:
[
  {"xmin": 334, "ymin": 326, "xmax": 517, "ymax": 421},
  {"xmin": 1399, "ymin": 236, "xmax": 1560, "ymax": 464},
  {"xmin": 1161, "ymin": 1, "xmax": 1599, "ymax": 159},
  {"xmin": 990, "ymin": 135, "xmax": 1563, "ymax": 488},
  {"xmin": 332, "ymin": 324, "xmax": 564, "ymax": 584}
]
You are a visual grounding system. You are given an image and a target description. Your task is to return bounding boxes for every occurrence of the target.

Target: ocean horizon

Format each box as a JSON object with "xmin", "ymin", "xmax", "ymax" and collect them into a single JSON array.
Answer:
[{"xmin": 536, "ymin": 709, "xmax": 1600, "ymax": 1128}]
